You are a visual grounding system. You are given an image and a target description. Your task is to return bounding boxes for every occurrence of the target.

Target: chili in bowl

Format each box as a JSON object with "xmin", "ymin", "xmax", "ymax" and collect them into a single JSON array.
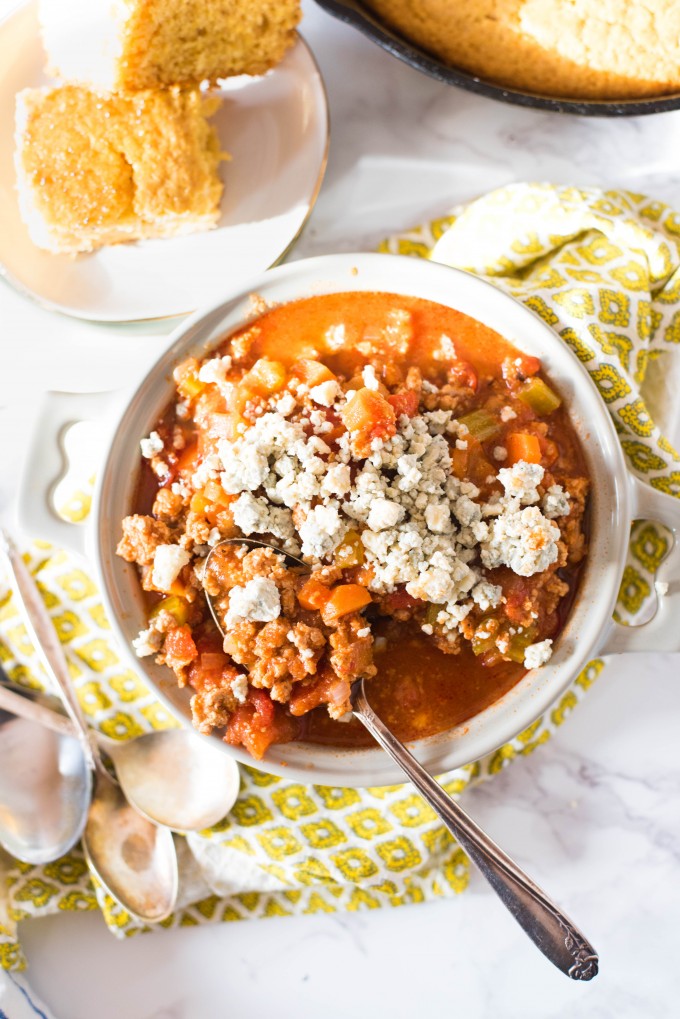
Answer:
[
  {"xmin": 25, "ymin": 254, "xmax": 679, "ymax": 786},
  {"xmin": 117, "ymin": 291, "xmax": 590, "ymax": 762}
]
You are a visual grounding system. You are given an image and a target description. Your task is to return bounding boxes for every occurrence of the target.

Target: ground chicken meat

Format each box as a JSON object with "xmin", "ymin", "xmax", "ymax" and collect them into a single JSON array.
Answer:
[{"xmin": 117, "ymin": 515, "xmax": 173, "ymax": 565}]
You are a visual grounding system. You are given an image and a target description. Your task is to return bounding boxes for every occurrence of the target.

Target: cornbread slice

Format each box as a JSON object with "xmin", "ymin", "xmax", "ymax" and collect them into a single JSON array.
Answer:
[
  {"xmin": 364, "ymin": 0, "xmax": 680, "ymax": 100},
  {"xmin": 39, "ymin": 0, "xmax": 301, "ymax": 91},
  {"xmin": 15, "ymin": 85, "xmax": 224, "ymax": 254}
]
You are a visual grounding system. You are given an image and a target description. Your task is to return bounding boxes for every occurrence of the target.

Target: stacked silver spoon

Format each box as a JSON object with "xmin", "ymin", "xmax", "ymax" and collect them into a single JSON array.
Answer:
[{"xmin": 0, "ymin": 529, "xmax": 240, "ymax": 922}]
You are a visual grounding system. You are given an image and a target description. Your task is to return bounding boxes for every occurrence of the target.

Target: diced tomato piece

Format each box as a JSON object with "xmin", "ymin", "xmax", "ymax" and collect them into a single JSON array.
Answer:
[
  {"xmin": 388, "ymin": 389, "xmax": 420, "ymax": 419},
  {"xmin": 502, "ymin": 354, "xmax": 541, "ymax": 385},
  {"xmin": 502, "ymin": 575, "xmax": 535, "ymax": 625},
  {"xmin": 288, "ymin": 667, "xmax": 350, "ymax": 717},
  {"xmin": 448, "ymin": 361, "xmax": 478, "ymax": 391},
  {"xmin": 538, "ymin": 436, "xmax": 559, "ymax": 466},
  {"xmin": 224, "ymin": 694, "xmax": 298, "ymax": 760},
  {"xmin": 381, "ymin": 589, "xmax": 422, "ymax": 614},
  {"xmin": 163, "ymin": 625, "xmax": 198, "ymax": 669},
  {"xmin": 248, "ymin": 688, "xmax": 275, "ymax": 727}
]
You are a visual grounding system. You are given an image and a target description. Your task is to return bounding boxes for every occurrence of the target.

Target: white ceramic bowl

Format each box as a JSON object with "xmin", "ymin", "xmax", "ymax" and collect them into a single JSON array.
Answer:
[{"xmin": 20, "ymin": 254, "xmax": 680, "ymax": 786}]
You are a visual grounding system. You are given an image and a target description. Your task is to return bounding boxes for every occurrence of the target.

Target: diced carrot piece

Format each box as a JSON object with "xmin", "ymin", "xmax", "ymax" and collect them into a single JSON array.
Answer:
[
  {"xmin": 291, "ymin": 359, "xmax": 336, "ymax": 387},
  {"xmin": 242, "ymin": 358, "xmax": 287, "ymax": 394},
  {"xmin": 322, "ymin": 584, "xmax": 372, "ymax": 621},
  {"xmin": 507, "ymin": 432, "xmax": 542, "ymax": 465},
  {"xmin": 341, "ymin": 388, "xmax": 396, "ymax": 442},
  {"xmin": 298, "ymin": 577, "xmax": 333, "ymax": 611},
  {"xmin": 451, "ymin": 447, "xmax": 469, "ymax": 480}
]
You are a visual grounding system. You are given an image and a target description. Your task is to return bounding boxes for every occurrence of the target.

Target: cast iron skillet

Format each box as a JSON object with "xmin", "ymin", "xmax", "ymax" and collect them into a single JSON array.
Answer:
[{"xmin": 314, "ymin": 0, "xmax": 680, "ymax": 117}]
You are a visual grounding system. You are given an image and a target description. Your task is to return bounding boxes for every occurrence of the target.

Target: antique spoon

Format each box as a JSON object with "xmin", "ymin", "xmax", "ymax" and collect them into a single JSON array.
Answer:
[
  {"xmin": 0, "ymin": 663, "xmax": 91, "ymax": 865},
  {"xmin": 0, "ymin": 530, "xmax": 178, "ymax": 923},
  {"xmin": 203, "ymin": 538, "xmax": 599, "ymax": 980},
  {"xmin": 0, "ymin": 679, "xmax": 241, "ymax": 833}
]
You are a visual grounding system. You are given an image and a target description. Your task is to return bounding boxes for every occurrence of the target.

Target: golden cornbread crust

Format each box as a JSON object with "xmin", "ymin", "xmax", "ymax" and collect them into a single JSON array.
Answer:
[
  {"xmin": 117, "ymin": 0, "xmax": 301, "ymax": 89},
  {"xmin": 16, "ymin": 85, "xmax": 224, "ymax": 254},
  {"xmin": 363, "ymin": 0, "xmax": 680, "ymax": 100}
]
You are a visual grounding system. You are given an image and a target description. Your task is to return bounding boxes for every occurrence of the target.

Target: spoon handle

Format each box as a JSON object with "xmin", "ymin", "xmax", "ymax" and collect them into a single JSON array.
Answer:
[
  {"xmin": 0, "ymin": 682, "xmax": 76, "ymax": 738},
  {"xmin": 352, "ymin": 681, "xmax": 599, "ymax": 981},
  {"xmin": 0, "ymin": 530, "xmax": 97, "ymax": 771}
]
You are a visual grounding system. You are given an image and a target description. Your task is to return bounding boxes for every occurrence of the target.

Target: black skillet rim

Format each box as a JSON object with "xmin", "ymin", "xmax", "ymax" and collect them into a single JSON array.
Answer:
[{"xmin": 313, "ymin": 0, "xmax": 680, "ymax": 117}]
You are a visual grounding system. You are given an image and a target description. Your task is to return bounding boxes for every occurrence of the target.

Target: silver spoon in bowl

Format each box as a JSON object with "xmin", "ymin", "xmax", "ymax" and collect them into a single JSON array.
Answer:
[
  {"xmin": 204, "ymin": 538, "xmax": 599, "ymax": 981},
  {"xmin": 0, "ymin": 678, "xmax": 241, "ymax": 833},
  {"xmin": 0, "ymin": 531, "xmax": 178, "ymax": 923}
]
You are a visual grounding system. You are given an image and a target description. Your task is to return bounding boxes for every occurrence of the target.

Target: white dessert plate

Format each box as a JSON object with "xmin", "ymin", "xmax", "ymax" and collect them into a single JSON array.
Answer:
[{"xmin": 0, "ymin": 1, "xmax": 329, "ymax": 322}]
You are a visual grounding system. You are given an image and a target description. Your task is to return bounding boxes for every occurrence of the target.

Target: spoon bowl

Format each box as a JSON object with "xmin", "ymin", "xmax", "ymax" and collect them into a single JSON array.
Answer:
[
  {"xmin": 203, "ymin": 537, "xmax": 308, "ymax": 638},
  {"xmin": 0, "ymin": 685, "xmax": 91, "ymax": 865},
  {"xmin": 0, "ymin": 530, "xmax": 180, "ymax": 922},
  {"xmin": 84, "ymin": 767, "xmax": 178, "ymax": 922},
  {"xmin": 105, "ymin": 728, "xmax": 241, "ymax": 832},
  {"xmin": 0, "ymin": 679, "xmax": 241, "ymax": 834}
]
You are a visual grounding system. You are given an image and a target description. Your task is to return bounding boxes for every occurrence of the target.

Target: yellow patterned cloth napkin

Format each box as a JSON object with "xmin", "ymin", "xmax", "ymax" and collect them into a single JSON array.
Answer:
[{"xmin": 1, "ymin": 183, "xmax": 679, "ymax": 971}]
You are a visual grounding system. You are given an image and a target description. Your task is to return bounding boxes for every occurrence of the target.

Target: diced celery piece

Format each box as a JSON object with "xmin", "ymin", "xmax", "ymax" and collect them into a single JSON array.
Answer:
[
  {"xmin": 424, "ymin": 602, "xmax": 444, "ymax": 626},
  {"xmin": 458, "ymin": 409, "xmax": 501, "ymax": 442},
  {"xmin": 471, "ymin": 616, "xmax": 498, "ymax": 656},
  {"xmin": 505, "ymin": 625, "xmax": 538, "ymax": 664},
  {"xmin": 517, "ymin": 377, "xmax": 561, "ymax": 416}
]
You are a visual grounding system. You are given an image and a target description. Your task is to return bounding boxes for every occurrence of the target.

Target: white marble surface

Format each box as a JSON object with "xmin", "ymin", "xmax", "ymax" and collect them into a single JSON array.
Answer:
[{"xmin": 1, "ymin": 0, "xmax": 680, "ymax": 1015}]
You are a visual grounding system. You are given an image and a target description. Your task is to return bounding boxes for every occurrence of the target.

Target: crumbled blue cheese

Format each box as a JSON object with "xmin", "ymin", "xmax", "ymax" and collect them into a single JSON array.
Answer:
[
  {"xmin": 497, "ymin": 460, "xmax": 544, "ymax": 506},
  {"xmin": 140, "ymin": 431, "xmax": 163, "ymax": 459},
  {"xmin": 310, "ymin": 380, "xmax": 341, "ymax": 406},
  {"xmin": 493, "ymin": 446, "xmax": 507, "ymax": 462},
  {"xmin": 226, "ymin": 578, "xmax": 281, "ymax": 629},
  {"xmin": 230, "ymin": 674, "xmax": 248, "ymax": 703},
  {"xmin": 542, "ymin": 485, "xmax": 570, "ymax": 519},
  {"xmin": 298, "ymin": 503, "xmax": 347, "ymax": 559},
  {"xmin": 367, "ymin": 499, "xmax": 404, "ymax": 531},
  {"xmin": 152, "ymin": 544, "xmax": 191, "ymax": 591},
  {"xmin": 523, "ymin": 639, "xmax": 553, "ymax": 669},
  {"xmin": 198, "ymin": 355, "xmax": 232, "ymax": 385},
  {"xmin": 481, "ymin": 506, "xmax": 559, "ymax": 577},
  {"xmin": 500, "ymin": 406, "xmax": 517, "ymax": 422},
  {"xmin": 362, "ymin": 365, "xmax": 380, "ymax": 391},
  {"xmin": 132, "ymin": 626, "xmax": 163, "ymax": 658},
  {"xmin": 471, "ymin": 581, "xmax": 503, "ymax": 611}
]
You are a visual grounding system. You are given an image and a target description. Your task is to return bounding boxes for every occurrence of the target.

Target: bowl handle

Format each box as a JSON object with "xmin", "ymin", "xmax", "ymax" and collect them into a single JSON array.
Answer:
[
  {"xmin": 15, "ymin": 390, "xmax": 125, "ymax": 559},
  {"xmin": 601, "ymin": 476, "xmax": 680, "ymax": 654}
]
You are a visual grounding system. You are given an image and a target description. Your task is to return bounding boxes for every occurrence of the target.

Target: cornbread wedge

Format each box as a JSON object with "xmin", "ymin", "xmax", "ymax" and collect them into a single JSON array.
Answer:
[
  {"xmin": 15, "ymin": 85, "xmax": 224, "ymax": 254},
  {"xmin": 39, "ymin": 0, "xmax": 301, "ymax": 91},
  {"xmin": 364, "ymin": 0, "xmax": 680, "ymax": 100}
]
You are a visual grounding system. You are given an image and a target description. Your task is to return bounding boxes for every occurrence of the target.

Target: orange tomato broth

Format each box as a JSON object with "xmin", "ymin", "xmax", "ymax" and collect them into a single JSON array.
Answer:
[
  {"xmin": 241, "ymin": 291, "xmax": 526, "ymax": 379},
  {"xmin": 213, "ymin": 292, "xmax": 587, "ymax": 748}
]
